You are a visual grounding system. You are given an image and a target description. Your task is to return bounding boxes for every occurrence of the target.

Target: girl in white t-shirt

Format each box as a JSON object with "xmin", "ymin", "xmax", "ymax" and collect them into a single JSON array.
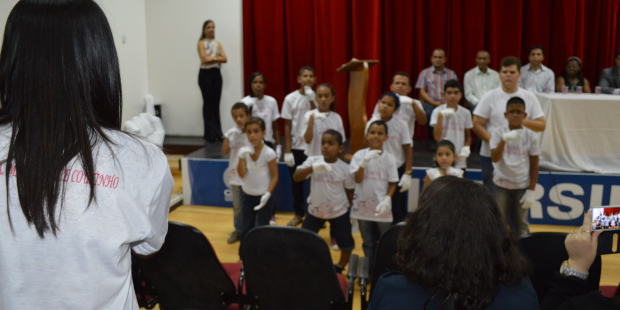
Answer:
[
  {"xmin": 293, "ymin": 129, "xmax": 354, "ymax": 273},
  {"xmin": 222, "ymin": 102, "xmax": 251, "ymax": 244},
  {"xmin": 350, "ymin": 120, "xmax": 399, "ymax": 264},
  {"xmin": 237, "ymin": 117, "xmax": 279, "ymax": 236},
  {"xmin": 240, "ymin": 72, "xmax": 281, "ymax": 154},
  {"xmin": 423, "ymin": 140, "xmax": 463, "ymax": 189},
  {"xmin": 302, "ymin": 83, "xmax": 346, "ymax": 157}
]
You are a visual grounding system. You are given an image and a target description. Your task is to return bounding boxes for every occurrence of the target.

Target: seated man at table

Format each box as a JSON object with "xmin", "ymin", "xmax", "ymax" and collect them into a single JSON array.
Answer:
[
  {"xmin": 473, "ymin": 56, "xmax": 546, "ymax": 192},
  {"xmin": 464, "ymin": 50, "xmax": 500, "ymax": 108},
  {"xmin": 598, "ymin": 50, "xmax": 620, "ymax": 94},
  {"xmin": 520, "ymin": 46, "xmax": 555, "ymax": 93}
]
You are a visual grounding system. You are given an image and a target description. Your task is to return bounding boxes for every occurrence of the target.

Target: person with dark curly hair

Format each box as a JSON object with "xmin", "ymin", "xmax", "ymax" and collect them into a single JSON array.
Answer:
[{"xmin": 369, "ymin": 176, "xmax": 539, "ymax": 310}]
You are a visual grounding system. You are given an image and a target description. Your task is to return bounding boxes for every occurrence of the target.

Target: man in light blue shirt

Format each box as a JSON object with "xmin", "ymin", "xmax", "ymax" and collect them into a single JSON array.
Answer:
[{"xmin": 520, "ymin": 46, "xmax": 555, "ymax": 93}]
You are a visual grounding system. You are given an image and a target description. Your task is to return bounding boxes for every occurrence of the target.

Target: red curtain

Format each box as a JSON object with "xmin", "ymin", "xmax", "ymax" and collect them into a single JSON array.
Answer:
[{"xmin": 243, "ymin": 0, "xmax": 620, "ymax": 136}]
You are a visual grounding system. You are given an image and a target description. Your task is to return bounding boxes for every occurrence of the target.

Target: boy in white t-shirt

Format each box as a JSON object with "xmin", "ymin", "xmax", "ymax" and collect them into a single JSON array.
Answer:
[
  {"xmin": 490, "ymin": 96, "xmax": 540, "ymax": 237},
  {"xmin": 294, "ymin": 130, "xmax": 354, "ymax": 273},
  {"xmin": 366, "ymin": 92, "xmax": 413, "ymax": 224},
  {"xmin": 281, "ymin": 66, "xmax": 316, "ymax": 226},
  {"xmin": 222, "ymin": 102, "xmax": 251, "ymax": 244},
  {"xmin": 351, "ymin": 120, "xmax": 399, "ymax": 264},
  {"xmin": 237, "ymin": 117, "xmax": 279, "ymax": 236},
  {"xmin": 430, "ymin": 79, "xmax": 473, "ymax": 169},
  {"xmin": 372, "ymin": 72, "xmax": 427, "ymax": 138},
  {"xmin": 240, "ymin": 72, "xmax": 281, "ymax": 154}
]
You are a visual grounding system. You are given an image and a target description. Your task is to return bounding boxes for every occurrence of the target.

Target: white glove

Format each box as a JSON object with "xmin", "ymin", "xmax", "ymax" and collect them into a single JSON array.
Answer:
[
  {"xmin": 314, "ymin": 111, "xmax": 328, "ymax": 120},
  {"xmin": 440, "ymin": 108, "xmax": 456, "ymax": 117},
  {"xmin": 502, "ymin": 129, "xmax": 523, "ymax": 142},
  {"xmin": 238, "ymin": 146, "xmax": 254, "ymax": 160},
  {"xmin": 284, "ymin": 152, "xmax": 295, "ymax": 167},
  {"xmin": 254, "ymin": 192, "xmax": 271, "ymax": 211},
  {"xmin": 304, "ymin": 86, "xmax": 315, "ymax": 99},
  {"xmin": 224, "ymin": 127, "xmax": 237, "ymax": 140},
  {"xmin": 459, "ymin": 146, "xmax": 471, "ymax": 159},
  {"xmin": 312, "ymin": 162, "xmax": 332, "ymax": 174},
  {"xmin": 375, "ymin": 197, "xmax": 392, "ymax": 215},
  {"xmin": 398, "ymin": 174, "xmax": 412, "ymax": 192},
  {"xmin": 360, "ymin": 150, "xmax": 382, "ymax": 168},
  {"xmin": 276, "ymin": 145, "xmax": 282, "ymax": 160},
  {"xmin": 520, "ymin": 189, "xmax": 536, "ymax": 209}
]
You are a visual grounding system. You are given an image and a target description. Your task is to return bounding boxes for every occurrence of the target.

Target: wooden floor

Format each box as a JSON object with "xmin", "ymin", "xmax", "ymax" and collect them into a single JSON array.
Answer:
[{"xmin": 146, "ymin": 157, "xmax": 619, "ymax": 309}]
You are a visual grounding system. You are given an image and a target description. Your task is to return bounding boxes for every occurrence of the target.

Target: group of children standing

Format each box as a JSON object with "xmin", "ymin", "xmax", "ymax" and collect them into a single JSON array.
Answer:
[{"xmin": 221, "ymin": 65, "xmax": 540, "ymax": 271}]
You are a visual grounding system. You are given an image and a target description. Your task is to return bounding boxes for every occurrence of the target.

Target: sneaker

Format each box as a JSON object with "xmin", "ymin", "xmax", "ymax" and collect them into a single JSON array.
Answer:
[
  {"xmin": 330, "ymin": 238, "xmax": 340, "ymax": 251},
  {"xmin": 287, "ymin": 216, "xmax": 303, "ymax": 227},
  {"xmin": 269, "ymin": 215, "xmax": 277, "ymax": 225},
  {"xmin": 227, "ymin": 231, "xmax": 240, "ymax": 244},
  {"xmin": 333, "ymin": 264, "xmax": 344, "ymax": 274}
]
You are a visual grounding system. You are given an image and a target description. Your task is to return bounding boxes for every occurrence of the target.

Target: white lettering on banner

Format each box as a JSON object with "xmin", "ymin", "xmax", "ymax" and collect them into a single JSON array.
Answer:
[
  {"xmin": 611, "ymin": 186, "xmax": 620, "ymax": 205},
  {"xmin": 590, "ymin": 185, "xmax": 604, "ymax": 207},
  {"xmin": 548, "ymin": 183, "xmax": 584, "ymax": 220},
  {"xmin": 529, "ymin": 184, "xmax": 545, "ymax": 219}
]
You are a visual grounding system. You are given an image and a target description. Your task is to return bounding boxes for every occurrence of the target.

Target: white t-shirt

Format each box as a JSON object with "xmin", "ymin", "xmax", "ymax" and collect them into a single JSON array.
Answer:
[
  {"xmin": 225, "ymin": 126, "xmax": 251, "ymax": 186},
  {"xmin": 430, "ymin": 104, "xmax": 473, "ymax": 168},
  {"xmin": 366, "ymin": 116, "xmax": 412, "ymax": 167},
  {"xmin": 473, "ymin": 87, "xmax": 544, "ymax": 157},
  {"xmin": 349, "ymin": 148, "xmax": 399, "ymax": 223},
  {"xmin": 297, "ymin": 156, "xmax": 354, "ymax": 219},
  {"xmin": 281, "ymin": 90, "xmax": 315, "ymax": 150},
  {"xmin": 372, "ymin": 95, "xmax": 423, "ymax": 138},
  {"xmin": 301, "ymin": 110, "xmax": 346, "ymax": 156},
  {"xmin": 240, "ymin": 95, "xmax": 280, "ymax": 143},
  {"xmin": 240, "ymin": 144, "xmax": 277, "ymax": 196},
  {"xmin": 0, "ymin": 127, "xmax": 173, "ymax": 310},
  {"xmin": 425, "ymin": 167, "xmax": 464, "ymax": 181},
  {"xmin": 490, "ymin": 126, "xmax": 541, "ymax": 190}
]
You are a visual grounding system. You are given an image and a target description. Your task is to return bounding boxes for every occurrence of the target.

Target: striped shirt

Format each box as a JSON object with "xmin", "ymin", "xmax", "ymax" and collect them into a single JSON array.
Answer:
[{"xmin": 415, "ymin": 66, "xmax": 458, "ymax": 103}]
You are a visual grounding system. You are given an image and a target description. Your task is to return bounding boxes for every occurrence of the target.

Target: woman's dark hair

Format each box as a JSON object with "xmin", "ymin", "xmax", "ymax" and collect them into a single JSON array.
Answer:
[
  {"xmin": 244, "ymin": 117, "xmax": 265, "ymax": 131},
  {"xmin": 316, "ymin": 83, "xmax": 336, "ymax": 111},
  {"xmin": 0, "ymin": 0, "xmax": 122, "ymax": 237},
  {"xmin": 322, "ymin": 129, "xmax": 343, "ymax": 145},
  {"xmin": 380, "ymin": 91, "xmax": 400, "ymax": 111},
  {"xmin": 248, "ymin": 72, "xmax": 265, "ymax": 98},
  {"xmin": 396, "ymin": 177, "xmax": 529, "ymax": 309},
  {"xmin": 367, "ymin": 120, "xmax": 388, "ymax": 135},
  {"xmin": 434, "ymin": 140, "xmax": 456, "ymax": 167},
  {"xmin": 231, "ymin": 102, "xmax": 250, "ymax": 115},
  {"xmin": 199, "ymin": 19, "xmax": 214, "ymax": 40},
  {"xmin": 562, "ymin": 57, "xmax": 585, "ymax": 87}
]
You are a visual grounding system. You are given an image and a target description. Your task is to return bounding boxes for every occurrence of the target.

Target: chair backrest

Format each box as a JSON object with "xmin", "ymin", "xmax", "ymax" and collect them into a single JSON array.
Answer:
[
  {"xmin": 134, "ymin": 221, "xmax": 237, "ymax": 310},
  {"xmin": 519, "ymin": 232, "xmax": 601, "ymax": 301},
  {"xmin": 239, "ymin": 226, "xmax": 346, "ymax": 310},
  {"xmin": 370, "ymin": 223, "xmax": 405, "ymax": 295},
  {"xmin": 599, "ymin": 230, "xmax": 619, "ymax": 255}
]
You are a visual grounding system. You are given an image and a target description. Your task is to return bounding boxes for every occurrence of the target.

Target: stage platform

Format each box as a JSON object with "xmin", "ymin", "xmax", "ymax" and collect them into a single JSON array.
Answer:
[{"xmin": 177, "ymin": 137, "xmax": 620, "ymax": 227}]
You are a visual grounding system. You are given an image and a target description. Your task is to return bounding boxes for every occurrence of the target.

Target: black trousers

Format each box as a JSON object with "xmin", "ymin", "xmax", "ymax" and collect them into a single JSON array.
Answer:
[
  {"xmin": 198, "ymin": 68, "xmax": 223, "ymax": 141},
  {"xmin": 288, "ymin": 149, "xmax": 308, "ymax": 217}
]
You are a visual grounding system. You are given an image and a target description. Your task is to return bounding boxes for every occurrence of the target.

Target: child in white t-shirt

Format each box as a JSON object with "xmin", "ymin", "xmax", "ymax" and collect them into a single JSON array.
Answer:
[
  {"xmin": 490, "ymin": 96, "xmax": 540, "ymax": 237},
  {"xmin": 430, "ymin": 80, "xmax": 473, "ymax": 169},
  {"xmin": 281, "ymin": 66, "xmax": 316, "ymax": 226},
  {"xmin": 366, "ymin": 92, "xmax": 413, "ymax": 224},
  {"xmin": 302, "ymin": 83, "xmax": 346, "ymax": 157},
  {"xmin": 237, "ymin": 117, "xmax": 279, "ymax": 236},
  {"xmin": 294, "ymin": 130, "xmax": 354, "ymax": 273},
  {"xmin": 351, "ymin": 120, "xmax": 399, "ymax": 264},
  {"xmin": 240, "ymin": 72, "xmax": 281, "ymax": 155},
  {"xmin": 371, "ymin": 72, "xmax": 427, "ymax": 138},
  {"xmin": 222, "ymin": 102, "xmax": 251, "ymax": 243},
  {"xmin": 423, "ymin": 140, "xmax": 464, "ymax": 189}
]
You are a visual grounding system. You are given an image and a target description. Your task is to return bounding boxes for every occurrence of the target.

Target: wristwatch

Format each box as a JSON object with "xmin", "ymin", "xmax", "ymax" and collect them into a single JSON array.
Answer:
[{"xmin": 560, "ymin": 260, "xmax": 588, "ymax": 280}]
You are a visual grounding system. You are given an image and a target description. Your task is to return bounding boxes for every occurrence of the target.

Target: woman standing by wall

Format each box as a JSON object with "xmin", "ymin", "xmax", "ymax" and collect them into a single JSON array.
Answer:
[{"xmin": 198, "ymin": 19, "xmax": 227, "ymax": 142}]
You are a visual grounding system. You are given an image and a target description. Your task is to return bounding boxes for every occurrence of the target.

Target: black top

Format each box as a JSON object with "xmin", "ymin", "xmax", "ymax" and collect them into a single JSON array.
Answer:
[{"xmin": 541, "ymin": 273, "xmax": 619, "ymax": 310}]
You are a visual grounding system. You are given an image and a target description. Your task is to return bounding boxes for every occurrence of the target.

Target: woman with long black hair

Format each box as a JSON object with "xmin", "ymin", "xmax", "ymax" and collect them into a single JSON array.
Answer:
[
  {"xmin": 0, "ymin": 1, "xmax": 173, "ymax": 309},
  {"xmin": 197, "ymin": 19, "xmax": 227, "ymax": 142}
]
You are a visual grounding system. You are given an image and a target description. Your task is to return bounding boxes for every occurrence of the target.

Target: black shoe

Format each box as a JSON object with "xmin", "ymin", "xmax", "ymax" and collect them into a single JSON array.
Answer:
[
  {"xmin": 333, "ymin": 264, "xmax": 344, "ymax": 274},
  {"xmin": 227, "ymin": 231, "xmax": 241, "ymax": 244}
]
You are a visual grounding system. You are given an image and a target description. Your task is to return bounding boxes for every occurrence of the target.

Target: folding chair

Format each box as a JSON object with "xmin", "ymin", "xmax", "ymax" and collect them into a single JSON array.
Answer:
[
  {"xmin": 239, "ymin": 226, "xmax": 350, "ymax": 310},
  {"xmin": 519, "ymin": 232, "xmax": 602, "ymax": 301},
  {"xmin": 133, "ymin": 221, "xmax": 242, "ymax": 310}
]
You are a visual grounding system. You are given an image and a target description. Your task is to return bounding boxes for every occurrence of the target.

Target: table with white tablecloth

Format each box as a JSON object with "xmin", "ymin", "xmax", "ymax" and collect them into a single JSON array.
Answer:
[{"xmin": 536, "ymin": 93, "xmax": 620, "ymax": 173}]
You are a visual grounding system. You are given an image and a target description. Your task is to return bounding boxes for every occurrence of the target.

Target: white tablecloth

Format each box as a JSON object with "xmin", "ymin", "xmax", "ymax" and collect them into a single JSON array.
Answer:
[{"xmin": 536, "ymin": 93, "xmax": 620, "ymax": 173}]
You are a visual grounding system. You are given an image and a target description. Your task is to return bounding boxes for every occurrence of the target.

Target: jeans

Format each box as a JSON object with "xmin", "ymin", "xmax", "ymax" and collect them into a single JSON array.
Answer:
[
  {"xmin": 358, "ymin": 220, "xmax": 392, "ymax": 267},
  {"xmin": 230, "ymin": 185, "xmax": 243, "ymax": 232},
  {"xmin": 480, "ymin": 156, "xmax": 495, "ymax": 193},
  {"xmin": 494, "ymin": 186, "xmax": 529, "ymax": 237},
  {"xmin": 241, "ymin": 191, "xmax": 274, "ymax": 236}
]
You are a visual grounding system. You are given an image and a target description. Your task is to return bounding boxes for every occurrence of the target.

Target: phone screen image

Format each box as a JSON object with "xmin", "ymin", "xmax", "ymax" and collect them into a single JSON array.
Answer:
[{"xmin": 591, "ymin": 206, "xmax": 620, "ymax": 231}]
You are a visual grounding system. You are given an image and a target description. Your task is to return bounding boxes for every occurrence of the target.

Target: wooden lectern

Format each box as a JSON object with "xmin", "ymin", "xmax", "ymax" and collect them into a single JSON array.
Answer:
[{"xmin": 337, "ymin": 58, "xmax": 379, "ymax": 153}]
